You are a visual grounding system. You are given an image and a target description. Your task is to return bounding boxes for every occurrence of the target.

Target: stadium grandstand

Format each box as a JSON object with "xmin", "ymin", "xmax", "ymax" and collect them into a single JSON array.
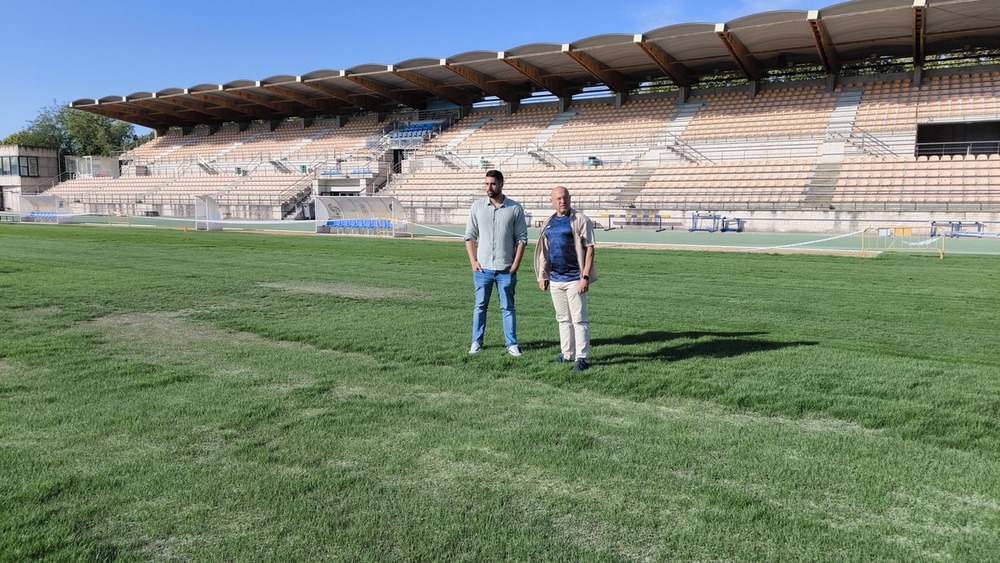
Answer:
[{"xmin": 38, "ymin": 0, "xmax": 1000, "ymax": 233}]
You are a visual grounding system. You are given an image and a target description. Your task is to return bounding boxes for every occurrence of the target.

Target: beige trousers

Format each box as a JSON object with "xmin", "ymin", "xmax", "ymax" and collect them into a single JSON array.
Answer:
[{"xmin": 549, "ymin": 281, "xmax": 590, "ymax": 360}]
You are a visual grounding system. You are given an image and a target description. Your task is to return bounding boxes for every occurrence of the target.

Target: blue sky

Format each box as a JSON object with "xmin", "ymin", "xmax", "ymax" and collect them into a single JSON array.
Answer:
[{"xmin": 1, "ymin": 0, "xmax": 818, "ymax": 140}]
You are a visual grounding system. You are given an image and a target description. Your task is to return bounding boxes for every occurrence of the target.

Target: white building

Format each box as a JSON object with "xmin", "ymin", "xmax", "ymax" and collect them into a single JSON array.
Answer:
[{"xmin": 0, "ymin": 145, "xmax": 59, "ymax": 212}]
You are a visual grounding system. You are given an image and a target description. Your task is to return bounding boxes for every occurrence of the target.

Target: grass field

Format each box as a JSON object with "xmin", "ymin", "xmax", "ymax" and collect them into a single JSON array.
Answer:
[{"xmin": 2, "ymin": 223, "xmax": 1000, "ymax": 562}]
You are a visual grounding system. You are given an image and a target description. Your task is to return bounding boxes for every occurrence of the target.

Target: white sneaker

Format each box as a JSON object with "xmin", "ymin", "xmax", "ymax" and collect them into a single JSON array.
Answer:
[
  {"xmin": 469, "ymin": 342, "xmax": 482, "ymax": 355},
  {"xmin": 507, "ymin": 345, "xmax": 522, "ymax": 357}
]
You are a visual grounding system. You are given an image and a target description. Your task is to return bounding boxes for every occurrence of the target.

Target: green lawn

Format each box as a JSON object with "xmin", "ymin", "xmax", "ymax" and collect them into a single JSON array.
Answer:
[{"xmin": 2, "ymin": 224, "xmax": 1000, "ymax": 562}]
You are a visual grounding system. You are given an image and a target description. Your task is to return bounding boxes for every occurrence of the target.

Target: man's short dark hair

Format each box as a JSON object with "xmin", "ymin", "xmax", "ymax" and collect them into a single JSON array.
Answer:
[{"xmin": 485, "ymin": 169, "xmax": 504, "ymax": 185}]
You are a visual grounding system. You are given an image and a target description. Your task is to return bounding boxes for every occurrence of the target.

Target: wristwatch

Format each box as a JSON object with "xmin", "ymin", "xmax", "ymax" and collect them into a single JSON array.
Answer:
[{"xmin": 583, "ymin": 275, "xmax": 590, "ymax": 280}]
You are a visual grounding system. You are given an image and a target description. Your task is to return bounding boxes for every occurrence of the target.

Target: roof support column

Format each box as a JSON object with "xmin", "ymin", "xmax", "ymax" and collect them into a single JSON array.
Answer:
[{"xmin": 678, "ymin": 86, "xmax": 690, "ymax": 104}]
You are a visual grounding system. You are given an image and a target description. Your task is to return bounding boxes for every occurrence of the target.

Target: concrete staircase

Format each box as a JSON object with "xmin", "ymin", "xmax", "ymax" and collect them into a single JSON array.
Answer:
[
  {"xmin": 434, "ymin": 116, "xmax": 496, "ymax": 169},
  {"xmin": 802, "ymin": 162, "xmax": 842, "ymax": 209},
  {"xmin": 612, "ymin": 166, "xmax": 658, "ymax": 208},
  {"xmin": 657, "ymin": 101, "xmax": 708, "ymax": 163}
]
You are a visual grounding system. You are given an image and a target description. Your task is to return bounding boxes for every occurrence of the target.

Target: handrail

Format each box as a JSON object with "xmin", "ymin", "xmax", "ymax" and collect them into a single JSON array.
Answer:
[
  {"xmin": 839, "ymin": 129, "xmax": 898, "ymax": 157},
  {"xmin": 915, "ymin": 140, "xmax": 1000, "ymax": 157},
  {"xmin": 660, "ymin": 132, "xmax": 715, "ymax": 164},
  {"xmin": 33, "ymin": 171, "xmax": 76, "ymax": 194},
  {"xmin": 525, "ymin": 142, "xmax": 566, "ymax": 167}
]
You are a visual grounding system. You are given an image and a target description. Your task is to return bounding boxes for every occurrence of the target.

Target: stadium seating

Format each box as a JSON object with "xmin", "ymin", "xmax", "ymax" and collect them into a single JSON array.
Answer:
[
  {"xmin": 45, "ymin": 68, "xmax": 1000, "ymax": 226},
  {"xmin": 682, "ymin": 87, "xmax": 837, "ymax": 141}
]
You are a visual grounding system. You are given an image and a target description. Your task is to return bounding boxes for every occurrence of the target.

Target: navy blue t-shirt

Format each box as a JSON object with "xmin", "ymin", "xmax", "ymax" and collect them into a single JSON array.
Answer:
[{"xmin": 544, "ymin": 215, "xmax": 580, "ymax": 282}]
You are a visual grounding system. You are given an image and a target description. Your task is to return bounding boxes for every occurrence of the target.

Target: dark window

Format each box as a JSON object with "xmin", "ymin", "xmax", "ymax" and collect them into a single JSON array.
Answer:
[{"xmin": 916, "ymin": 121, "xmax": 1000, "ymax": 157}]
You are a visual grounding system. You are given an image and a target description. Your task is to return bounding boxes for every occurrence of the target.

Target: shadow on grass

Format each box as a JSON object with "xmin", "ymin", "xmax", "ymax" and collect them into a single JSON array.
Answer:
[
  {"xmin": 591, "ymin": 330, "xmax": 817, "ymax": 365},
  {"xmin": 520, "ymin": 330, "xmax": 816, "ymax": 365},
  {"xmin": 594, "ymin": 330, "xmax": 767, "ymax": 347}
]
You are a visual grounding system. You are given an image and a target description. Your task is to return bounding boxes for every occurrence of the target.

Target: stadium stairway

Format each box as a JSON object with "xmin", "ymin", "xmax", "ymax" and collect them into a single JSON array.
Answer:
[
  {"xmin": 801, "ymin": 162, "xmax": 842, "ymax": 209},
  {"xmin": 526, "ymin": 110, "xmax": 579, "ymax": 167},
  {"xmin": 612, "ymin": 166, "xmax": 658, "ymax": 208},
  {"xmin": 434, "ymin": 115, "xmax": 496, "ymax": 170},
  {"xmin": 656, "ymin": 101, "xmax": 705, "ymax": 164}
]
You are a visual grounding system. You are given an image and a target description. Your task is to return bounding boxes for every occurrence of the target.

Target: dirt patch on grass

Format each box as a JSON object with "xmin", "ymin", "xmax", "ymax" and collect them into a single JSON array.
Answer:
[
  {"xmin": 92, "ymin": 312, "xmax": 259, "ymax": 349},
  {"xmin": 88, "ymin": 312, "xmax": 377, "ymax": 384},
  {"xmin": 0, "ymin": 360, "xmax": 18, "ymax": 377},
  {"xmin": 259, "ymin": 282, "xmax": 424, "ymax": 300}
]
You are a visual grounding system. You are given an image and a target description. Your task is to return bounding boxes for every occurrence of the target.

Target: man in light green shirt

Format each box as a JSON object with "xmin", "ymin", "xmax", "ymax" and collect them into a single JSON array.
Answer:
[{"xmin": 464, "ymin": 169, "xmax": 528, "ymax": 356}]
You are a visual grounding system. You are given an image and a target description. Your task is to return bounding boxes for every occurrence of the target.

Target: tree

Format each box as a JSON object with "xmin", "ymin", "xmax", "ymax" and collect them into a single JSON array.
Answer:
[
  {"xmin": 2, "ymin": 101, "xmax": 139, "ymax": 158},
  {"xmin": 2, "ymin": 102, "xmax": 69, "ymax": 150},
  {"xmin": 62, "ymin": 109, "xmax": 138, "ymax": 156}
]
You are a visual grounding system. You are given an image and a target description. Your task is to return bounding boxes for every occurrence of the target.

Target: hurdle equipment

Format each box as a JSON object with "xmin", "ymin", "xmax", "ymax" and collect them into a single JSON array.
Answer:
[
  {"xmin": 720, "ymin": 217, "xmax": 745, "ymax": 232},
  {"xmin": 601, "ymin": 213, "xmax": 669, "ymax": 232},
  {"xmin": 861, "ymin": 226, "xmax": 944, "ymax": 259},
  {"xmin": 106, "ymin": 213, "xmax": 133, "ymax": 227},
  {"xmin": 930, "ymin": 220, "xmax": 986, "ymax": 238},
  {"xmin": 689, "ymin": 212, "xmax": 721, "ymax": 232}
]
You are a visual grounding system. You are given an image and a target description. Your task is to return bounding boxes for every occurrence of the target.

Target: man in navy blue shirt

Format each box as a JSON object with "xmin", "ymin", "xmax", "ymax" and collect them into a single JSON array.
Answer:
[{"xmin": 533, "ymin": 186, "xmax": 597, "ymax": 371}]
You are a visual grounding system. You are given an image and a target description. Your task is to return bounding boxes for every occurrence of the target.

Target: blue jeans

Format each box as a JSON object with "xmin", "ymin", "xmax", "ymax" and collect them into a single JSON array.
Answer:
[{"xmin": 472, "ymin": 269, "xmax": 517, "ymax": 347}]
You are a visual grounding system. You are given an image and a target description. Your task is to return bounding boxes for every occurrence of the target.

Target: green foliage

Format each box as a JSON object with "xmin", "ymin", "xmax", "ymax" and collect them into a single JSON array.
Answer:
[
  {"xmin": 2, "ymin": 225, "xmax": 1000, "ymax": 561},
  {"xmin": 923, "ymin": 48, "xmax": 1000, "ymax": 70},
  {"xmin": 1, "ymin": 101, "xmax": 70, "ymax": 150},
  {"xmin": 62, "ymin": 109, "xmax": 137, "ymax": 156},
  {"xmin": 1, "ymin": 101, "xmax": 138, "ymax": 157}
]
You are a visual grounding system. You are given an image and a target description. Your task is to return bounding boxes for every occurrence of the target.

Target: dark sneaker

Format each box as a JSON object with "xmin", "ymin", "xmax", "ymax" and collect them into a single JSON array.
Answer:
[
  {"xmin": 553, "ymin": 355, "xmax": 572, "ymax": 364},
  {"xmin": 572, "ymin": 358, "xmax": 590, "ymax": 372}
]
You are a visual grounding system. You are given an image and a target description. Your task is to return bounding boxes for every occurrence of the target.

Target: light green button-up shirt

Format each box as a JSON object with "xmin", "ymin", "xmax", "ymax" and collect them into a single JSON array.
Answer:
[{"xmin": 464, "ymin": 196, "xmax": 528, "ymax": 271}]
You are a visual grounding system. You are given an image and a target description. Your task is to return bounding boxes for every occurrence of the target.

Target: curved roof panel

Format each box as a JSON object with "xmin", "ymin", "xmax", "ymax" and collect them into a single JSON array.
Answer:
[
  {"xmin": 571, "ymin": 34, "xmax": 635, "ymax": 49},
  {"xmin": 261, "ymin": 75, "xmax": 297, "ymax": 85},
  {"xmin": 346, "ymin": 63, "xmax": 391, "ymax": 74},
  {"xmin": 69, "ymin": 0, "xmax": 1000, "ymax": 131}
]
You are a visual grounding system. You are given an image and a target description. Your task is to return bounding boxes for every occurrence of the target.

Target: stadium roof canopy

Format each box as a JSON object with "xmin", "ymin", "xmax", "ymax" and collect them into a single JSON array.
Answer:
[{"xmin": 71, "ymin": 0, "xmax": 1000, "ymax": 133}]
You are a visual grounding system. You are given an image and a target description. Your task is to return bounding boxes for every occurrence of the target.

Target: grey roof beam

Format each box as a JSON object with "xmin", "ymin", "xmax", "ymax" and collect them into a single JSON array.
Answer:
[
  {"xmin": 633, "ymin": 35, "xmax": 693, "ymax": 88},
  {"xmin": 913, "ymin": 0, "xmax": 927, "ymax": 67},
  {"xmin": 561, "ymin": 44, "xmax": 630, "ymax": 94},
  {"xmin": 392, "ymin": 67, "xmax": 479, "ymax": 107},
  {"xmin": 342, "ymin": 71, "xmax": 427, "ymax": 110},
  {"xmin": 297, "ymin": 77, "xmax": 379, "ymax": 112},
  {"xmin": 715, "ymin": 24, "xmax": 765, "ymax": 81},
  {"xmin": 440, "ymin": 60, "xmax": 525, "ymax": 106},
  {"xmin": 259, "ymin": 84, "xmax": 346, "ymax": 113},
  {"xmin": 150, "ymin": 92, "xmax": 243, "ymax": 122},
  {"xmin": 221, "ymin": 84, "xmax": 299, "ymax": 113},
  {"xmin": 68, "ymin": 100, "xmax": 169, "ymax": 130},
  {"xmin": 808, "ymin": 11, "xmax": 841, "ymax": 75},
  {"xmin": 498, "ymin": 52, "xmax": 578, "ymax": 99},
  {"xmin": 188, "ymin": 89, "xmax": 275, "ymax": 120},
  {"xmin": 125, "ymin": 98, "xmax": 207, "ymax": 125}
]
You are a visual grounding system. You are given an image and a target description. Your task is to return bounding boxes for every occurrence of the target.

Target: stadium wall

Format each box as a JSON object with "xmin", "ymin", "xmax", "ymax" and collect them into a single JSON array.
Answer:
[{"xmin": 399, "ymin": 205, "xmax": 1000, "ymax": 235}]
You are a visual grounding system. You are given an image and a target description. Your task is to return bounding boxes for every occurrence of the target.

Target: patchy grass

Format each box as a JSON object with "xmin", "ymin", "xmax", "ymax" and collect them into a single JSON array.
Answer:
[{"xmin": 1, "ymin": 224, "xmax": 1000, "ymax": 561}]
